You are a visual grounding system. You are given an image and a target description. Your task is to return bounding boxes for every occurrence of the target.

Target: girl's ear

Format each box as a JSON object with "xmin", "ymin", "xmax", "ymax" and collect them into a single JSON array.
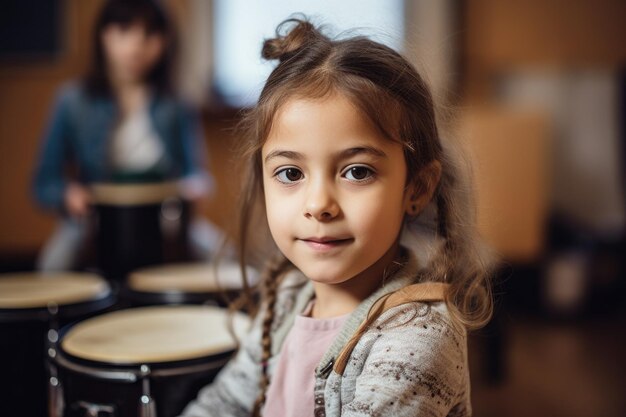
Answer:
[{"xmin": 404, "ymin": 159, "xmax": 442, "ymax": 216}]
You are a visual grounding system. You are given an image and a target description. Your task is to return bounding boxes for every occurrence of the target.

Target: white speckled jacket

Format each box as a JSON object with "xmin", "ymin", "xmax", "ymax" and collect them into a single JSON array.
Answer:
[{"xmin": 179, "ymin": 246, "xmax": 472, "ymax": 417}]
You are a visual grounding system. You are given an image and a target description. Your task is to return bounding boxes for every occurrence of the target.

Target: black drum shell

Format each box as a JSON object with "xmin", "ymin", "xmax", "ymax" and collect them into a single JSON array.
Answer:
[
  {"xmin": 0, "ymin": 294, "xmax": 117, "ymax": 417},
  {"xmin": 121, "ymin": 287, "xmax": 243, "ymax": 308},
  {"xmin": 54, "ymin": 336, "xmax": 235, "ymax": 417},
  {"xmin": 93, "ymin": 199, "xmax": 192, "ymax": 282}
]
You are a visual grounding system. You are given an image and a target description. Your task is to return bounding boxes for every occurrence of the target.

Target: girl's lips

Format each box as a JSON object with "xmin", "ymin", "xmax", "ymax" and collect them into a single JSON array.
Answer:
[{"xmin": 299, "ymin": 237, "xmax": 354, "ymax": 251}]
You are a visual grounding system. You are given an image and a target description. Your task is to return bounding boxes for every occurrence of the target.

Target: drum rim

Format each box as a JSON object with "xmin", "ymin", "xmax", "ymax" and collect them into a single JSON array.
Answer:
[
  {"xmin": 54, "ymin": 344, "xmax": 236, "ymax": 379},
  {"xmin": 122, "ymin": 286, "xmax": 240, "ymax": 304}
]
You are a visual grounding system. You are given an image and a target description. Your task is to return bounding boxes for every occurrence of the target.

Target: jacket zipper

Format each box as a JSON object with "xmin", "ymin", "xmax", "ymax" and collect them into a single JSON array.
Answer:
[{"xmin": 318, "ymin": 358, "xmax": 334, "ymax": 378}]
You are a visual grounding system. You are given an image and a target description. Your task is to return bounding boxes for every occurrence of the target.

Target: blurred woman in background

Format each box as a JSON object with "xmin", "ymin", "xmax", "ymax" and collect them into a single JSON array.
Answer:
[{"xmin": 32, "ymin": 0, "xmax": 224, "ymax": 271}]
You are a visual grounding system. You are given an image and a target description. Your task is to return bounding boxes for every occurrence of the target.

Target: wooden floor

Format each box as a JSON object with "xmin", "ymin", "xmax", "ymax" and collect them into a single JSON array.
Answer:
[{"xmin": 469, "ymin": 314, "xmax": 626, "ymax": 417}]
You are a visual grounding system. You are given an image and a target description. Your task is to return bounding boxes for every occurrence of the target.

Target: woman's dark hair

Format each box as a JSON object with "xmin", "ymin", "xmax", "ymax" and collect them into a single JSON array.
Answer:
[{"xmin": 84, "ymin": 0, "xmax": 175, "ymax": 96}]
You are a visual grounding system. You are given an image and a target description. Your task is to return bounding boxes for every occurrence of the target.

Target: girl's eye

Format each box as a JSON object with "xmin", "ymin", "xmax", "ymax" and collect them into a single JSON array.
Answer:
[
  {"xmin": 344, "ymin": 166, "xmax": 374, "ymax": 182},
  {"xmin": 275, "ymin": 167, "xmax": 304, "ymax": 183}
]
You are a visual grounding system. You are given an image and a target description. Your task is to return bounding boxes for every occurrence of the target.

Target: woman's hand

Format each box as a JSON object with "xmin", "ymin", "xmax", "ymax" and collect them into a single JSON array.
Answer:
[{"xmin": 64, "ymin": 182, "xmax": 93, "ymax": 218}]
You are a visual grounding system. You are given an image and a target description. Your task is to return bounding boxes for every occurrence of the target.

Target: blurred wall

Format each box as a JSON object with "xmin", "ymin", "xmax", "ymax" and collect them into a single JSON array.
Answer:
[
  {"xmin": 1, "ymin": 0, "xmax": 625, "ymax": 261},
  {"xmin": 0, "ymin": 1, "xmax": 100, "ymax": 254},
  {"xmin": 457, "ymin": 0, "xmax": 626, "ymax": 262},
  {"xmin": 0, "ymin": 0, "xmax": 232, "ymax": 258},
  {"xmin": 462, "ymin": 0, "xmax": 626, "ymax": 100}
]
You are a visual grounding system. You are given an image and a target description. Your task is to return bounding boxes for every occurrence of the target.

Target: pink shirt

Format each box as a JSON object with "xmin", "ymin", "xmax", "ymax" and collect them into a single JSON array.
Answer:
[{"xmin": 263, "ymin": 298, "xmax": 351, "ymax": 417}]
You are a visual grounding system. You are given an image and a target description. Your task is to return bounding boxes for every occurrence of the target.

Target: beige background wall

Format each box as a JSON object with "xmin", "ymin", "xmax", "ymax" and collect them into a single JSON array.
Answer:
[{"xmin": 1, "ymin": 0, "xmax": 625, "ymax": 260}]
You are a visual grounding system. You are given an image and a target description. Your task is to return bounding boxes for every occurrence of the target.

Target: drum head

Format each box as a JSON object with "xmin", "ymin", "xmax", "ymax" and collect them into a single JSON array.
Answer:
[
  {"xmin": 61, "ymin": 305, "xmax": 251, "ymax": 364},
  {"xmin": 128, "ymin": 262, "xmax": 258, "ymax": 294},
  {"xmin": 90, "ymin": 182, "xmax": 180, "ymax": 206},
  {"xmin": 0, "ymin": 272, "xmax": 110, "ymax": 309}
]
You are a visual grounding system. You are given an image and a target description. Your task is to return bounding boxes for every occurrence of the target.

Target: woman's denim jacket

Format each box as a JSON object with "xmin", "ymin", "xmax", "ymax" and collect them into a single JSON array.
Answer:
[{"xmin": 31, "ymin": 81, "xmax": 213, "ymax": 214}]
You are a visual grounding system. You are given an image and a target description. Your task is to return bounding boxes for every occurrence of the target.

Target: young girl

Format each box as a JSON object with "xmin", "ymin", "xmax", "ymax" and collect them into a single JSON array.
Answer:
[
  {"xmin": 180, "ymin": 17, "xmax": 494, "ymax": 417},
  {"xmin": 32, "ymin": 0, "xmax": 224, "ymax": 270}
]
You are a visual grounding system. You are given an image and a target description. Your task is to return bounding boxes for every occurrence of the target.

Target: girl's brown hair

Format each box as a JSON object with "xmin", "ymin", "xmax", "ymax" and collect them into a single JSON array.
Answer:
[{"xmin": 227, "ymin": 16, "xmax": 496, "ymax": 416}]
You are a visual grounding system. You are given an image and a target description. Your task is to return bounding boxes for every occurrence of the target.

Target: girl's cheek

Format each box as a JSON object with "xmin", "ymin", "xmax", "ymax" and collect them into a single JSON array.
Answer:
[{"xmin": 265, "ymin": 191, "xmax": 292, "ymax": 229}]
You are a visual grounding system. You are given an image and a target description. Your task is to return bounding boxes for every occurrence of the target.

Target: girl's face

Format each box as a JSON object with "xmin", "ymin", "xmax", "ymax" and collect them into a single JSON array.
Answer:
[
  {"xmin": 101, "ymin": 21, "xmax": 165, "ymax": 85},
  {"xmin": 262, "ymin": 93, "xmax": 413, "ymax": 285}
]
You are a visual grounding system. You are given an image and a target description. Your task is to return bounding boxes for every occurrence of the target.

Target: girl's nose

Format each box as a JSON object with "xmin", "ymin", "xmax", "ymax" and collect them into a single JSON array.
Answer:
[{"xmin": 303, "ymin": 180, "xmax": 340, "ymax": 221}]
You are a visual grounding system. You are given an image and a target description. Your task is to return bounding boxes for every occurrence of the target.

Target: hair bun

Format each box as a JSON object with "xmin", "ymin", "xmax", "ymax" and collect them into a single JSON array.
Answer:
[{"xmin": 262, "ymin": 18, "xmax": 322, "ymax": 61}]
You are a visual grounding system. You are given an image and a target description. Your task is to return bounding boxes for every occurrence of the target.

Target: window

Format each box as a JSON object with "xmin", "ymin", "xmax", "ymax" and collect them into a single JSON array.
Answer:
[{"xmin": 212, "ymin": 0, "xmax": 405, "ymax": 107}]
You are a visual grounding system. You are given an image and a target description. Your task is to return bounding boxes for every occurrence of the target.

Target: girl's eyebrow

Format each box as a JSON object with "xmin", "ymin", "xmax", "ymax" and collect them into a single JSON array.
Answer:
[
  {"xmin": 264, "ymin": 150, "xmax": 303, "ymax": 164},
  {"xmin": 338, "ymin": 146, "xmax": 387, "ymax": 160},
  {"xmin": 264, "ymin": 146, "xmax": 387, "ymax": 164}
]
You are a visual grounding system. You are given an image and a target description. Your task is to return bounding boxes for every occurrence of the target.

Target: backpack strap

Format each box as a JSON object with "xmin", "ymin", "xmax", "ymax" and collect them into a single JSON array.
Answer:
[{"xmin": 333, "ymin": 282, "xmax": 449, "ymax": 376}]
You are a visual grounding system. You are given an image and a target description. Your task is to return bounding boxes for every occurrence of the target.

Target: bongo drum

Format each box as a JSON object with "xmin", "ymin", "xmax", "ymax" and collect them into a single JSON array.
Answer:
[
  {"xmin": 0, "ymin": 272, "xmax": 114, "ymax": 417},
  {"xmin": 54, "ymin": 305, "xmax": 251, "ymax": 417},
  {"xmin": 125, "ymin": 262, "xmax": 259, "ymax": 306},
  {"xmin": 89, "ymin": 182, "xmax": 192, "ymax": 282}
]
